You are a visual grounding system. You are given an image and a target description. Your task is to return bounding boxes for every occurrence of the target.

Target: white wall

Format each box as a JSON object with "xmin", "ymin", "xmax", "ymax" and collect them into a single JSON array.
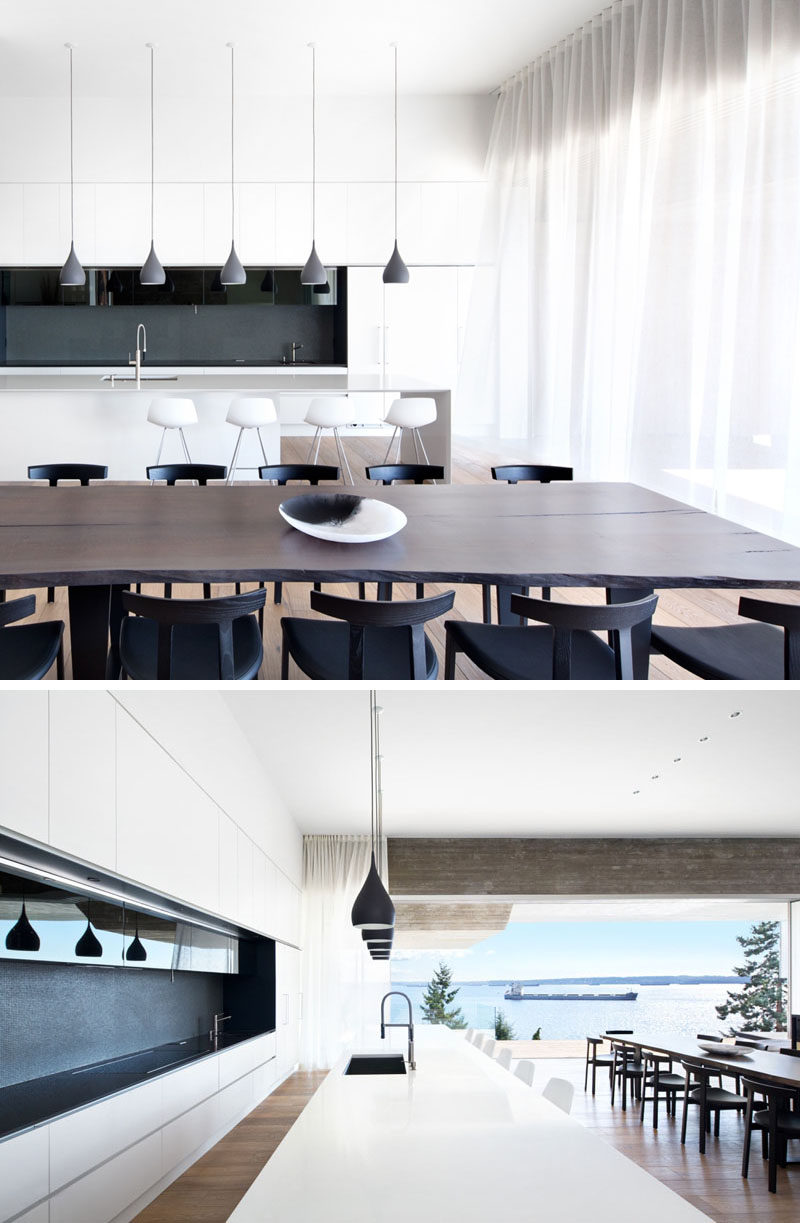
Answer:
[{"xmin": 0, "ymin": 93, "xmax": 493, "ymax": 266}]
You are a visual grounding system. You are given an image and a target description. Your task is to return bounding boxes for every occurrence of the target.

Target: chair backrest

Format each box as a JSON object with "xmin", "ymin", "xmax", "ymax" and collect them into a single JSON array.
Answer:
[
  {"xmin": 491, "ymin": 464, "xmax": 573, "ymax": 484},
  {"xmin": 735, "ymin": 1038, "xmax": 770, "ymax": 1050},
  {"xmin": 605, "ymin": 1030, "xmax": 634, "ymax": 1036},
  {"xmin": 304, "ymin": 395, "xmax": 351, "ymax": 427},
  {"xmin": 738, "ymin": 596, "xmax": 800, "ymax": 679},
  {"xmin": 308, "ymin": 589, "xmax": 456, "ymax": 680},
  {"xmin": 509, "ymin": 592, "xmax": 659, "ymax": 681},
  {"xmin": 259, "ymin": 464, "xmax": 340, "ymax": 485},
  {"xmin": 514, "ymin": 1059, "xmax": 536, "ymax": 1087},
  {"xmin": 385, "ymin": 396, "xmax": 437, "ymax": 428},
  {"xmin": 147, "ymin": 464, "xmax": 227, "ymax": 485},
  {"xmin": 680, "ymin": 1056, "xmax": 718, "ymax": 1085},
  {"xmin": 120, "ymin": 588, "xmax": 266, "ymax": 680},
  {"xmin": 226, "ymin": 395, "xmax": 278, "ymax": 428},
  {"xmin": 472, "ymin": 1032, "xmax": 486, "ymax": 1050},
  {"xmin": 496, "ymin": 1047, "xmax": 513, "ymax": 1071},
  {"xmin": 366, "ymin": 464, "xmax": 444, "ymax": 485},
  {"xmin": 696, "ymin": 1033, "xmax": 723, "ymax": 1042},
  {"xmin": 147, "ymin": 397, "xmax": 198, "ymax": 428},
  {"xmin": 779, "ymin": 1047, "xmax": 800, "ymax": 1057},
  {"xmin": 0, "ymin": 594, "xmax": 37, "ymax": 628},
  {"xmin": 482, "ymin": 1038, "xmax": 497, "ymax": 1058},
  {"xmin": 740, "ymin": 1075, "xmax": 795, "ymax": 1107},
  {"xmin": 465, "ymin": 1028, "xmax": 475, "ymax": 1042},
  {"xmin": 542, "ymin": 1077, "xmax": 574, "ymax": 1114},
  {"xmin": 28, "ymin": 463, "xmax": 108, "ymax": 485}
]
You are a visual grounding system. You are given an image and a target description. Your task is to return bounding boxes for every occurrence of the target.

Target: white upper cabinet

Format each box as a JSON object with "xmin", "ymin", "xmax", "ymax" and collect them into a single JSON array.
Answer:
[
  {"xmin": 0, "ymin": 693, "xmax": 48, "ymax": 845},
  {"xmin": 116, "ymin": 711, "xmax": 219, "ymax": 912},
  {"xmin": 49, "ymin": 692, "xmax": 116, "ymax": 870}
]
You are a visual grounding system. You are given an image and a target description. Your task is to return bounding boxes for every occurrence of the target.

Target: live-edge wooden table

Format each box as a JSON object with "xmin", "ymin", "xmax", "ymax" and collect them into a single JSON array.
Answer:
[{"xmin": 2, "ymin": 481, "xmax": 800, "ymax": 680}]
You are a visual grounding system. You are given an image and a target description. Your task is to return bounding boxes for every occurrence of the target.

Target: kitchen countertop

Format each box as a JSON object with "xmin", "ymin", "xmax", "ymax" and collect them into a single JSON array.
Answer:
[
  {"xmin": 0, "ymin": 371, "xmax": 448, "ymax": 393},
  {"xmin": 0, "ymin": 1029, "xmax": 270, "ymax": 1142},
  {"xmin": 227, "ymin": 1027, "xmax": 706, "ymax": 1223}
]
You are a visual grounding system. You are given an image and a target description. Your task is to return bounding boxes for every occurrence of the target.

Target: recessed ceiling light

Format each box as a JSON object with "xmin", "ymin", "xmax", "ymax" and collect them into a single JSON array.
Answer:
[
  {"xmin": 699, "ymin": 736, "xmax": 709, "ymax": 742},
  {"xmin": 651, "ymin": 774, "xmax": 659, "ymax": 780},
  {"xmin": 632, "ymin": 790, "xmax": 640, "ymax": 795},
  {"xmin": 730, "ymin": 711, "xmax": 741, "ymax": 718},
  {"xmin": 673, "ymin": 757, "xmax": 681, "ymax": 763}
]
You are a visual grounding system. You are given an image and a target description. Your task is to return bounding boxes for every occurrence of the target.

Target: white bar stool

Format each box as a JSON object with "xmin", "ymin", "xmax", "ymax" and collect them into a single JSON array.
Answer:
[
  {"xmin": 382, "ymin": 396, "xmax": 437, "ymax": 465},
  {"xmin": 304, "ymin": 395, "xmax": 354, "ymax": 484},
  {"xmin": 147, "ymin": 397, "xmax": 198, "ymax": 466},
  {"xmin": 226, "ymin": 395, "xmax": 279, "ymax": 484}
]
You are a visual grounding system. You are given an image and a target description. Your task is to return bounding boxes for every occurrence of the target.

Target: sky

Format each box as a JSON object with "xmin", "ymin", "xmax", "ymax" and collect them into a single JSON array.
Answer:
[{"xmin": 389, "ymin": 920, "xmax": 772, "ymax": 982}]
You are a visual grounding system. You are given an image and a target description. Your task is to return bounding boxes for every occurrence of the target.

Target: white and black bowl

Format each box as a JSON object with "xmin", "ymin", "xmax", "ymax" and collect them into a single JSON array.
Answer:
[{"xmin": 279, "ymin": 493, "xmax": 407, "ymax": 544}]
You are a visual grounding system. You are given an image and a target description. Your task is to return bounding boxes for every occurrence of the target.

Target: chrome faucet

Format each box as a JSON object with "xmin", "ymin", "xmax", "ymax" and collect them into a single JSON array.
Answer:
[
  {"xmin": 290, "ymin": 341, "xmax": 303, "ymax": 364},
  {"xmin": 380, "ymin": 991, "xmax": 416, "ymax": 1070},
  {"xmin": 210, "ymin": 1011, "xmax": 231, "ymax": 1046},
  {"xmin": 129, "ymin": 323, "xmax": 147, "ymax": 389}
]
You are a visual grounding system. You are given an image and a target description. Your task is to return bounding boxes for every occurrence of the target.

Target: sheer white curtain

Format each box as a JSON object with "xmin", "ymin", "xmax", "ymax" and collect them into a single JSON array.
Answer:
[
  {"xmin": 459, "ymin": 0, "xmax": 800, "ymax": 542},
  {"xmin": 300, "ymin": 835, "xmax": 389, "ymax": 1070}
]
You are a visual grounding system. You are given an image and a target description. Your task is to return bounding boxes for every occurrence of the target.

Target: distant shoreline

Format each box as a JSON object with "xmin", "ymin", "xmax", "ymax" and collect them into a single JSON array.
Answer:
[{"xmin": 394, "ymin": 976, "xmax": 748, "ymax": 986}]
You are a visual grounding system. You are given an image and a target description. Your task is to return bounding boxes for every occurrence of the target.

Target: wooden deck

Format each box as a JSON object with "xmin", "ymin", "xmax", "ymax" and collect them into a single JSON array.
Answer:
[{"xmin": 12, "ymin": 433, "xmax": 799, "ymax": 679}]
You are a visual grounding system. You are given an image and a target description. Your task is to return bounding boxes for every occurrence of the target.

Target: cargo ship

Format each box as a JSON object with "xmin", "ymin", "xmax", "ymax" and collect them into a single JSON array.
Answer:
[{"xmin": 504, "ymin": 982, "xmax": 638, "ymax": 1001}]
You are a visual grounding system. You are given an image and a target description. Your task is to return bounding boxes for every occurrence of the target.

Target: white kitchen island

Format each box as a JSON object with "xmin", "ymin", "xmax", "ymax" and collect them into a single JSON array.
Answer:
[
  {"xmin": 0, "ymin": 370, "xmax": 451, "ymax": 481},
  {"xmin": 227, "ymin": 1027, "xmax": 705, "ymax": 1223}
]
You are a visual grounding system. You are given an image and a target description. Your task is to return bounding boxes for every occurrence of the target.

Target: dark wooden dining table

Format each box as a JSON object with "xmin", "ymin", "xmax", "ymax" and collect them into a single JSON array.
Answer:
[
  {"xmin": 2, "ymin": 480, "xmax": 800, "ymax": 679},
  {"xmin": 621, "ymin": 1031, "xmax": 800, "ymax": 1091}
]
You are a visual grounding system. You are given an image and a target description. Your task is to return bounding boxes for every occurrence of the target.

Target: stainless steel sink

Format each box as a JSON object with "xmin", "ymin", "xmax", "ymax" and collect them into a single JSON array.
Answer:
[{"xmin": 344, "ymin": 1054, "xmax": 407, "ymax": 1075}]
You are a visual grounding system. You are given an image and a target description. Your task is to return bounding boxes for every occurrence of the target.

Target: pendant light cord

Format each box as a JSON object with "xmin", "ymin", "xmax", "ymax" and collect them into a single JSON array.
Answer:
[
  {"xmin": 149, "ymin": 45, "xmax": 155, "ymax": 243},
  {"xmin": 230, "ymin": 43, "xmax": 236, "ymax": 242},
  {"xmin": 310, "ymin": 43, "xmax": 317, "ymax": 242},
  {"xmin": 68, "ymin": 45, "xmax": 75, "ymax": 242},
  {"xmin": 393, "ymin": 43, "xmax": 398, "ymax": 242},
  {"xmin": 369, "ymin": 689, "xmax": 376, "ymax": 852}
]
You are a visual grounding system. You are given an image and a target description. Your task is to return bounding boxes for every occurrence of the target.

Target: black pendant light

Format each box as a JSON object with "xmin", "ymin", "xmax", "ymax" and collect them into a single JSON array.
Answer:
[
  {"xmin": 139, "ymin": 43, "xmax": 166, "ymax": 285},
  {"xmin": 220, "ymin": 43, "xmax": 246, "ymax": 285},
  {"xmin": 5, "ymin": 898, "xmax": 40, "ymax": 952},
  {"xmin": 125, "ymin": 913, "xmax": 147, "ymax": 962},
  {"xmin": 383, "ymin": 44, "xmax": 409, "ymax": 284},
  {"xmin": 351, "ymin": 691, "xmax": 395, "ymax": 932},
  {"xmin": 362, "ymin": 927, "xmax": 393, "ymax": 943},
  {"xmin": 301, "ymin": 43, "xmax": 327, "ymax": 285},
  {"xmin": 75, "ymin": 901, "xmax": 102, "ymax": 957},
  {"xmin": 59, "ymin": 43, "xmax": 85, "ymax": 287}
]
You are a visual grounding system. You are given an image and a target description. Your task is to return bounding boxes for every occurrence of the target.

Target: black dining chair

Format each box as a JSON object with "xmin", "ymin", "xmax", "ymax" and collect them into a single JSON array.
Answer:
[
  {"xmin": 28, "ymin": 463, "xmax": 109, "ymax": 604},
  {"xmin": 680, "ymin": 1057, "xmax": 747, "ymax": 1154},
  {"xmin": 364, "ymin": 464, "xmax": 444, "ymax": 600},
  {"xmin": 118, "ymin": 588, "xmax": 265, "ymax": 680},
  {"xmin": 609, "ymin": 1041, "xmax": 644, "ymax": 1111},
  {"xmin": 281, "ymin": 589, "xmax": 455, "ymax": 680},
  {"xmin": 639, "ymin": 1050, "xmax": 684, "ymax": 1129},
  {"xmin": 259, "ymin": 463, "xmax": 342, "ymax": 604},
  {"xmin": 445, "ymin": 592, "xmax": 658, "ymax": 680},
  {"xmin": 650, "ymin": 596, "xmax": 800, "ymax": 679},
  {"xmin": 741, "ymin": 1076, "xmax": 800, "ymax": 1194},
  {"xmin": 0, "ymin": 595, "xmax": 65, "ymax": 680},
  {"xmin": 583, "ymin": 1036, "xmax": 615, "ymax": 1095},
  {"xmin": 482, "ymin": 464, "xmax": 574, "ymax": 622}
]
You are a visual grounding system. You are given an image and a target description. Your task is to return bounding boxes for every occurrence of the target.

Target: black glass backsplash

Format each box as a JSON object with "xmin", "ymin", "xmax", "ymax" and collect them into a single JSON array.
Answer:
[{"xmin": 0, "ymin": 267, "xmax": 347, "ymax": 366}]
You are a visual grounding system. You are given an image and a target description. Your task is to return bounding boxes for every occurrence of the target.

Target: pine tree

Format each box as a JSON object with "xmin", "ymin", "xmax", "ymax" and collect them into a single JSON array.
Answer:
[
  {"xmin": 420, "ymin": 960, "xmax": 467, "ymax": 1028},
  {"xmin": 494, "ymin": 1009, "xmax": 516, "ymax": 1041},
  {"xmin": 715, "ymin": 921, "xmax": 786, "ymax": 1032}
]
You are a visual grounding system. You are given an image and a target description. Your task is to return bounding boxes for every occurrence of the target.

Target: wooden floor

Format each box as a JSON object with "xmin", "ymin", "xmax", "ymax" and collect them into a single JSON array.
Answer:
[
  {"xmin": 132, "ymin": 1070, "xmax": 327, "ymax": 1223},
  {"xmin": 15, "ymin": 433, "xmax": 800, "ymax": 680},
  {"xmin": 535, "ymin": 1056, "xmax": 800, "ymax": 1221}
]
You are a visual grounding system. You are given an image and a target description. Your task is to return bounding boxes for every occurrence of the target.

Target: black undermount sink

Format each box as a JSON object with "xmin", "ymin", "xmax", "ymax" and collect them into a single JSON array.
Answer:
[{"xmin": 344, "ymin": 1054, "xmax": 407, "ymax": 1075}]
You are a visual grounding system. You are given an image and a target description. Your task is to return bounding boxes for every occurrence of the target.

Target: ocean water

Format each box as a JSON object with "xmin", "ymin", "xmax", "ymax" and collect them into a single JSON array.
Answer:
[{"xmin": 389, "ymin": 981, "xmax": 745, "ymax": 1040}]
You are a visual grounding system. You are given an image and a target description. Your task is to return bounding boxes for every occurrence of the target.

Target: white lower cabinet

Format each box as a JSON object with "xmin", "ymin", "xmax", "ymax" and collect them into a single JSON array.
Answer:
[
  {"xmin": 276, "ymin": 943, "xmax": 302, "ymax": 1079},
  {"xmin": 0, "ymin": 1125, "xmax": 49, "ymax": 1223},
  {"xmin": 2, "ymin": 1038, "xmax": 281, "ymax": 1223}
]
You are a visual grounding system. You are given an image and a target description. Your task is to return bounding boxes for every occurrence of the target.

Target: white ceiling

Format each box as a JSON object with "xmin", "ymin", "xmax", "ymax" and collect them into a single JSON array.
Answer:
[
  {"xmin": 0, "ymin": 0, "xmax": 605, "ymax": 97},
  {"xmin": 225, "ymin": 689, "xmax": 800, "ymax": 839}
]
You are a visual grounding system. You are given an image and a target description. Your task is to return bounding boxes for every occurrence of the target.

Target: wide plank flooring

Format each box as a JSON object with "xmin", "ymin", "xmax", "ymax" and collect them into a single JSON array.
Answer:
[
  {"xmin": 532, "ymin": 1056, "xmax": 800, "ymax": 1221},
  {"xmin": 11, "ymin": 433, "xmax": 799, "ymax": 680},
  {"xmin": 132, "ymin": 1070, "xmax": 327, "ymax": 1223}
]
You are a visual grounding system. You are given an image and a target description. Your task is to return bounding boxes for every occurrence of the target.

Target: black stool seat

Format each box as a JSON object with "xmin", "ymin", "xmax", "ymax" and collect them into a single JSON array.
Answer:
[
  {"xmin": 650, "ymin": 622, "xmax": 784, "ymax": 679},
  {"xmin": 281, "ymin": 619, "xmax": 439, "ymax": 680},
  {"xmin": 446, "ymin": 623, "xmax": 619, "ymax": 680},
  {"xmin": 120, "ymin": 617, "xmax": 263, "ymax": 680},
  {"xmin": 0, "ymin": 621, "xmax": 64, "ymax": 680},
  {"xmin": 751, "ymin": 1108, "xmax": 800, "ymax": 1136},
  {"xmin": 689, "ymin": 1084, "xmax": 747, "ymax": 1107}
]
